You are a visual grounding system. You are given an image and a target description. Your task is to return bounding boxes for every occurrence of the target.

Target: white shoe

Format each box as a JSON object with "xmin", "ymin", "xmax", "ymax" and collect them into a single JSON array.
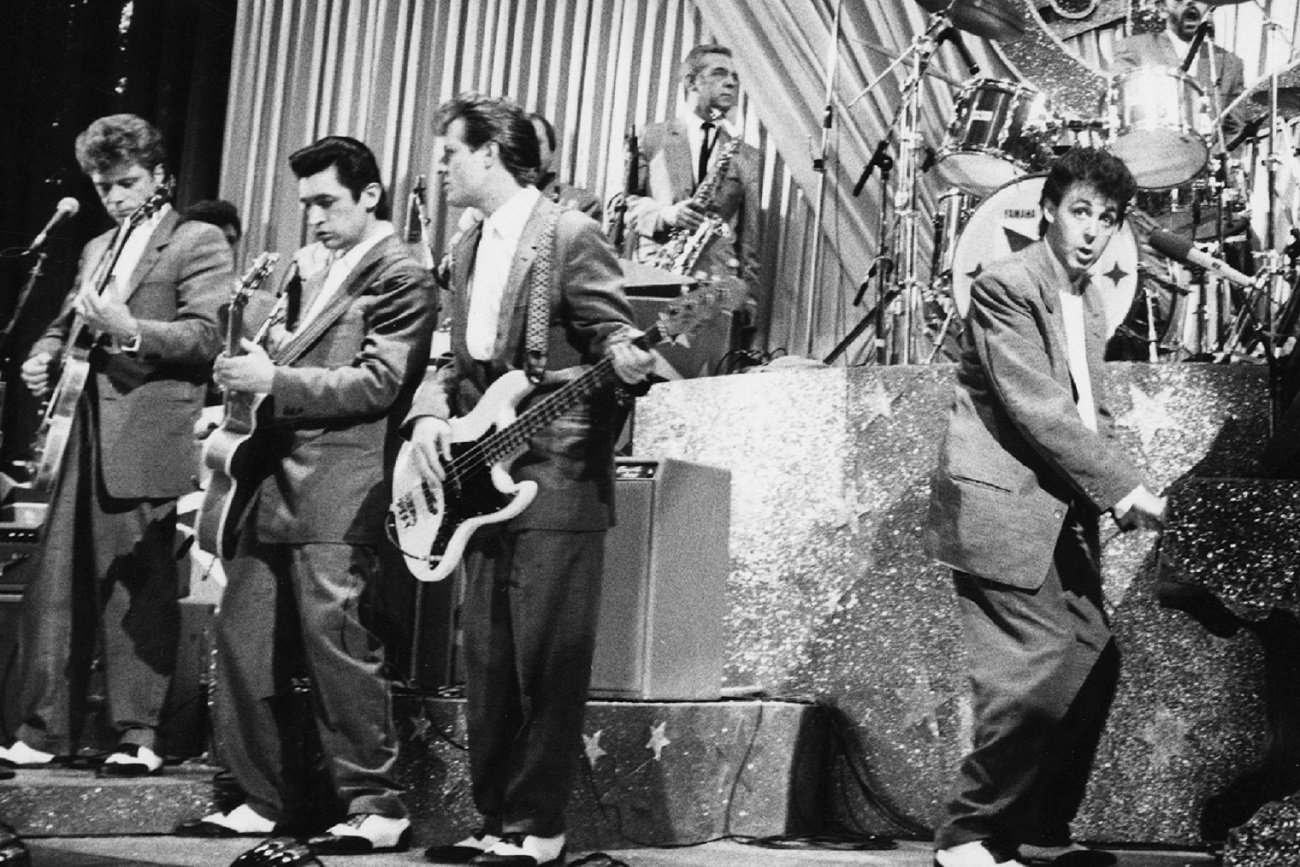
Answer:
[
  {"xmin": 308, "ymin": 813, "xmax": 411, "ymax": 853},
  {"xmin": 478, "ymin": 832, "xmax": 567, "ymax": 865},
  {"xmin": 935, "ymin": 840, "xmax": 1026, "ymax": 867},
  {"xmin": 98, "ymin": 744, "xmax": 163, "ymax": 776},
  {"xmin": 175, "ymin": 803, "xmax": 278, "ymax": 837},
  {"xmin": 0, "ymin": 741, "xmax": 55, "ymax": 767}
]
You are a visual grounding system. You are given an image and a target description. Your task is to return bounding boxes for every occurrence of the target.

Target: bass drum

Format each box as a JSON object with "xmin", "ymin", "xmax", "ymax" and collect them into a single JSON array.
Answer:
[{"xmin": 951, "ymin": 174, "xmax": 1139, "ymax": 335}]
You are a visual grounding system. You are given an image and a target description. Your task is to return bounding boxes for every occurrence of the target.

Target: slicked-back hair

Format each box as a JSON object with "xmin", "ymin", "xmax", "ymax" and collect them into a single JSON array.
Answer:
[
  {"xmin": 436, "ymin": 93, "xmax": 540, "ymax": 186},
  {"xmin": 530, "ymin": 112, "xmax": 557, "ymax": 152},
  {"xmin": 74, "ymin": 114, "xmax": 166, "ymax": 177},
  {"xmin": 680, "ymin": 43, "xmax": 733, "ymax": 98},
  {"xmin": 185, "ymin": 199, "xmax": 242, "ymax": 241},
  {"xmin": 288, "ymin": 135, "xmax": 391, "ymax": 220},
  {"xmin": 1039, "ymin": 147, "xmax": 1137, "ymax": 234}
]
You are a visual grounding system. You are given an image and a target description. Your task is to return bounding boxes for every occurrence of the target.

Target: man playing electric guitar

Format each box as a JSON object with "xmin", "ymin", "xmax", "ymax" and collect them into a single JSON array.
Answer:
[
  {"xmin": 409, "ymin": 94, "xmax": 654, "ymax": 867},
  {"xmin": 4, "ymin": 114, "xmax": 230, "ymax": 775}
]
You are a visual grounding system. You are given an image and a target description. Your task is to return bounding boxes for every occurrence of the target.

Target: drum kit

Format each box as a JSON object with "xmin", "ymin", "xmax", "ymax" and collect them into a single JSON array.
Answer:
[{"xmin": 854, "ymin": 0, "xmax": 1300, "ymax": 366}]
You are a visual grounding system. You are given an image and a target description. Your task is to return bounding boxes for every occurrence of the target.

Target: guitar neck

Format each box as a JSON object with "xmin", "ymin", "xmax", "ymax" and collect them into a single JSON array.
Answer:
[{"xmin": 478, "ymin": 325, "xmax": 661, "ymax": 465}]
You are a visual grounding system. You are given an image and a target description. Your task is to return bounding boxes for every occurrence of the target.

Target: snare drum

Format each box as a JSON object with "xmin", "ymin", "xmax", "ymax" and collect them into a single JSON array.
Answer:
[
  {"xmin": 1106, "ymin": 68, "xmax": 1209, "ymax": 189},
  {"xmin": 937, "ymin": 78, "xmax": 1053, "ymax": 197},
  {"xmin": 951, "ymin": 175, "xmax": 1139, "ymax": 335}
]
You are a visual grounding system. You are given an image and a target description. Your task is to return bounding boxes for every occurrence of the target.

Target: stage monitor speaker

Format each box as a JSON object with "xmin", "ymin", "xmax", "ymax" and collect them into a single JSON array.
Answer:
[{"xmin": 590, "ymin": 457, "xmax": 730, "ymax": 700}]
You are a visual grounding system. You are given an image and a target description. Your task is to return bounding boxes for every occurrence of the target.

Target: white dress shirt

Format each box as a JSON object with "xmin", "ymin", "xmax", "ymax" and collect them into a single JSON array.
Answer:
[
  {"xmin": 466, "ymin": 185, "xmax": 542, "ymax": 361},
  {"xmin": 1058, "ymin": 280, "xmax": 1097, "ymax": 432}
]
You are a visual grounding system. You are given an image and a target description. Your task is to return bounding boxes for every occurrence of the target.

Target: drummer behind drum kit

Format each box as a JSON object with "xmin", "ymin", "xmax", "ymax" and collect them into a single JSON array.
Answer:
[{"xmin": 903, "ymin": 0, "xmax": 1300, "ymax": 364}]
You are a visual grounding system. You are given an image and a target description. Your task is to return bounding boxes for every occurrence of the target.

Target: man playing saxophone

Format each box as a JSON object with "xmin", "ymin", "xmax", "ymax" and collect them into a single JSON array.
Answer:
[{"xmin": 625, "ymin": 43, "xmax": 764, "ymax": 349}]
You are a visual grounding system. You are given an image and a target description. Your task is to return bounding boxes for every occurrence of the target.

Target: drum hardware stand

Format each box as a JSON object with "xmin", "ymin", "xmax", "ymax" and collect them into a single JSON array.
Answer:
[{"xmin": 803, "ymin": 0, "xmax": 844, "ymax": 357}]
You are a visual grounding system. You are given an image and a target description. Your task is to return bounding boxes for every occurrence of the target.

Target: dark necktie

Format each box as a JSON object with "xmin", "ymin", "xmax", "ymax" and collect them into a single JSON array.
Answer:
[{"xmin": 698, "ymin": 121, "xmax": 715, "ymax": 186}]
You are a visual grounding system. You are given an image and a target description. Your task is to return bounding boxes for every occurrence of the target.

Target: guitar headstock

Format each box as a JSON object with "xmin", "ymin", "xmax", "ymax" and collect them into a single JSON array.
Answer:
[
  {"xmin": 231, "ymin": 252, "xmax": 281, "ymax": 310},
  {"xmin": 645, "ymin": 275, "xmax": 749, "ymax": 348},
  {"xmin": 127, "ymin": 176, "xmax": 175, "ymax": 229}
]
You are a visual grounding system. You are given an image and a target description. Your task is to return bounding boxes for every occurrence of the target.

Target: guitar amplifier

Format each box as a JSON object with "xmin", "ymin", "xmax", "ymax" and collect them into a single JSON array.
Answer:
[
  {"xmin": 0, "ymin": 501, "xmax": 47, "ymax": 594},
  {"xmin": 590, "ymin": 457, "xmax": 730, "ymax": 700}
]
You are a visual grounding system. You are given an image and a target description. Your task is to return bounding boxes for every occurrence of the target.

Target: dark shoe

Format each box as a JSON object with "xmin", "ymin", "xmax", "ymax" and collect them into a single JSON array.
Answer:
[
  {"xmin": 471, "ymin": 832, "xmax": 567, "ymax": 866},
  {"xmin": 97, "ymin": 744, "xmax": 163, "ymax": 777},
  {"xmin": 175, "ymin": 804, "xmax": 279, "ymax": 838},
  {"xmin": 308, "ymin": 814, "xmax": 411, "ymax": 854},
  {"xmin": 1018, "ymin": 843, "xmax": 1117, "ymax": 867},
  {"xmin": 425, "ymin": 829, "xmax": 500, "ymax": 863},
  {"xmin": 0, "ymin": 822, "xmax": 29, "ymax": 866},
  {"xmin": 0, "ymin": 767, "xmax": 12, "ymax": 781},
  {"xmin": 230, "ymin": 837, "xmax": 322, "ymax": 866}
]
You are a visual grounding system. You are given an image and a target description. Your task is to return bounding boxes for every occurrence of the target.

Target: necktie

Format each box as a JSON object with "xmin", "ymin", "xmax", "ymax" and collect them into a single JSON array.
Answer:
[{"xmin": 698, "ymin": 121, "xmax": 715, "ymax": 186}]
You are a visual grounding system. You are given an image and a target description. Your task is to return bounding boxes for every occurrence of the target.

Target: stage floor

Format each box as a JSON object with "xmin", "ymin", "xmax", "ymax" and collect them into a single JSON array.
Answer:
[{"xmin": 22, "ymin": 836, "xmax": 1216, "ymax": 866}]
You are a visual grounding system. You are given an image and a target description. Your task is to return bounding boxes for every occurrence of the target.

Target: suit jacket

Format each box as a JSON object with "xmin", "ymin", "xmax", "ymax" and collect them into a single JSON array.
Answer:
[
  {"xmin": 924, "ymin": 241, "xmax": 1145, "ymax": 590},
  {"xmin": 32, "ymin": 209, "xmax": 230, "ymax": 499},
  {"xmin": 1111, "ymin": 31, "xmax": 1246, "ymax": 140},
  {"xmin": 248, "ymin": 233, "xmax": 435, "ymax": 544},
  {"xmin": 408, "ymin": 196, "xmax": 636, "ymax": 532},
  {"xmin": 626, "ymin": 118, "xmax": 762, "ymax": 320}
]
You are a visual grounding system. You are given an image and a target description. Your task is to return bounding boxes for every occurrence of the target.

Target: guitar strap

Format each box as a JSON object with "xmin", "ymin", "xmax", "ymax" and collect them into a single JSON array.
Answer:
[{"xmin": 523, "ymin": 209, "xmax": 561, "ymax": 385}]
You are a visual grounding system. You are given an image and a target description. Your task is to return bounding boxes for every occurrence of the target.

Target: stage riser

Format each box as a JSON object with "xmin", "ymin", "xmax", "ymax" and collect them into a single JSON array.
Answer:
[
  {"xmin": 633, "ymin": 362, "xmax": 1273, "ymax": 846},
  {"xmin": 0, "ymin": 697, "xmax": 823, "ymax": 847}
]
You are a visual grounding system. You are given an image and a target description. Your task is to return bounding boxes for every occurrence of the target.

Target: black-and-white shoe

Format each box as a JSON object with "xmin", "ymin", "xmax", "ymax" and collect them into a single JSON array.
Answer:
[
  {"xmin": 97, "ymin": 744, "xmax": 164, "ymax": 777},
  {"xmin": 471, "ymin": 832, "xmax": 567, "ymax": 866},
  {"xmin": 307, "ymin": 813, "xmax": 411, "ymax": 854},
  {"xmin": 424, "ymin": 828, "xmax": 501, "ymax": 863}
]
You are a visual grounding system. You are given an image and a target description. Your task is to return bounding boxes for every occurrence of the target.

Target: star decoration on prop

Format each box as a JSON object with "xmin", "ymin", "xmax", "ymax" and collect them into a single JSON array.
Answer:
[
  {"xmin": 1138, "ymin": 705, "xmax": 1191, "ymax": 769},
  {"xmin": 896, "ymin": 671, "xmax": 944, "ymax": 738},
  {"xmin": 646, "ymin": 721, "xmax": 672, "ymax": 761},
  {"xmin": 861, "ymin": 378, "xmax": 896, "ymax": 421},
  {"xmin": 965, "ymin": 264, "xmax": 983, "ymax": 282},
  {"xmin": 409, "ymin": 710, "xmax": 433, "ymax": 742},
  {"xmin": 583, "ymin": 730, "xmax": 608, "ymax": 767},
  {"xmin": 1118, "ymin": 383, "xmax": 1179, "ymax": 451},
  {"xmin": 830, "ymin": 481, "xmax": 873, "ymax": 535}
]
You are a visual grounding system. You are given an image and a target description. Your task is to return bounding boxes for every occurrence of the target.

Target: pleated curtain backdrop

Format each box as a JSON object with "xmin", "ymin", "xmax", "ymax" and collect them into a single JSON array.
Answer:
[{"xmin": 218, "ymin": 0, "xmax": 1300, "ymax": 364}]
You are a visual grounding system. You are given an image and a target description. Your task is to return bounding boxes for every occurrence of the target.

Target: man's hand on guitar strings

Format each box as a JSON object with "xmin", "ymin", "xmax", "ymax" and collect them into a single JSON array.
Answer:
[
  {"xmin": 213, "ymin": 338, "xmax": 276, "ymax": 394},
  {"xmin": 76, "ymin": 286, "xmax": 140, "ymax": 341},
  {"xmin": 610, "ymin": 336, "xmax": 655, "ymax": 384},
  {"xmin": 410, "ymin": 416, "xmax": 453, "ymax": 483},
  {"xmin": 21, "ymin": 352, "xmax": 53, "ymax": 397}
]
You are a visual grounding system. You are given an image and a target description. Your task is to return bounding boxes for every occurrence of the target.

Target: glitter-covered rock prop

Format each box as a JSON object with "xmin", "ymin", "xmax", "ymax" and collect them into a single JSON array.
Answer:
[
  {"xmin": 1223, "ymin": 793, "xmax": 1300, "ymax": 867},
  {"xmin": 633, "ymin": 362, "xmax": 1273, "ymax": 846}
]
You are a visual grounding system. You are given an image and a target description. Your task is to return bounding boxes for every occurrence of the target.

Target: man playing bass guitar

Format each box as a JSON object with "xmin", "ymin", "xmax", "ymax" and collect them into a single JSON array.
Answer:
[
  {"xmin": 4, "ymin": 114, "xmax": 230, "ymax": 775},
  {"xmin": 410, "ymin": 94, "xmax": 654, "ymax": 867}
]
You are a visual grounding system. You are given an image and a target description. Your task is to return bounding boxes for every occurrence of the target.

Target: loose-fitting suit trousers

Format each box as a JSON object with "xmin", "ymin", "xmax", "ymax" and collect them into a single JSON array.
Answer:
[
  {"xmin": 15, "ymin": 399, "xmax": 179, "ymax": 754},
  {"xmin": 936, "ymin": 504, "xmax": 1121, "ymax": 851},
  {"xmin": 212, "ymin": 536, "xmax": 405, "ymax": 824},
  {"xmin": 462, "ymin": 527, "xmax": 605, "ymax": 837}
]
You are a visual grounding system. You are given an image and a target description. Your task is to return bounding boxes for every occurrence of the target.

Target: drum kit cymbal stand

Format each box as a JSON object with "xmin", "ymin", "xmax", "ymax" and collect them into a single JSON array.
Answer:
[{"xmin": 825, "ymin": 9, "xmax": 960, "ymax": 366}]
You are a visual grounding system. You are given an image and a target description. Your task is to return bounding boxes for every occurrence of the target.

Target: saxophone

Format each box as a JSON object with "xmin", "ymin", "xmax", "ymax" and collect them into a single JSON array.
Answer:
[{"xmin": 651, "ymin": 135, "xmax": 742, "ymax": 276}]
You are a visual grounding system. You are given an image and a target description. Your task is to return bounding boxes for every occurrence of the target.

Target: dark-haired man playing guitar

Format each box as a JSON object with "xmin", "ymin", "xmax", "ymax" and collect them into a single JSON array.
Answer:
[{"xmin": 5, "ymin": 113, "xmax": 230, "ymax": 775}]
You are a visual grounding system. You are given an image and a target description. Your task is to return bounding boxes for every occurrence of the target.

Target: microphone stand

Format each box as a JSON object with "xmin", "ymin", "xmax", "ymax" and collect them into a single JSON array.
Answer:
[
  {"xmin": 0, "ymin": 252, "xmax": 51, "ymax": 458},
  {"xmin": 803, "ymin": 0, "xmax": 844, "ymax": 356},
  {"xmin": 823, "ymin": 147, "xmax": 893, "ymax": 366}
]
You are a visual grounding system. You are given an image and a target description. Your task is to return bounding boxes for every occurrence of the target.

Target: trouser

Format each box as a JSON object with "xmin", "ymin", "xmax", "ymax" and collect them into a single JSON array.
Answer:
[
  {"xmin": 16, "ymin": 406, "xmax": 179, "ymax": 754},
  {"xmin": 463, "ymin": 527, "xmax": 605, "ymax": 837},
  {"xmin": 211, "ymin": 537, "xmax": 405, "ymax": 825},
  {"xmin": 936, "ymin": 506, "xmax": 1120, "ymax": 851}
]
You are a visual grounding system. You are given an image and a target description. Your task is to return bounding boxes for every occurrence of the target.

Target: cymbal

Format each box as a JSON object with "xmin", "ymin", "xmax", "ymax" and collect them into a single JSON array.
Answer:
[
  {"xmin": 1220, "ymin": 61, "xmax": 1300, "ymax": 123},
  {"xmin": 915, "ymin": 0, "xmax": 1027, "ymax": 42}
]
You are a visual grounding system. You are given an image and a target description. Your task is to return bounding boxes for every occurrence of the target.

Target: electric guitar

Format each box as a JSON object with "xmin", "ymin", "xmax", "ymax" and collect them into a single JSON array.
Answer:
[
  {"xmin": 196, "ymin": 252, "xmax": 281, "ymax": 558},
  {"xmin": 388, "ymin": 276, "xmax": 743, "ymax": 582},
  {"xmin": 30, "ymin": 182, "xmax": 172, "ymax": 497}
]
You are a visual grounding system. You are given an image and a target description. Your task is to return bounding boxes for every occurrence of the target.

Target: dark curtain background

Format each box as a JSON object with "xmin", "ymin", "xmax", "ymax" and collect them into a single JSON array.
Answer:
[{"xmin": 0, "ymin": 0, "xmax": 236, "ymax": 472}]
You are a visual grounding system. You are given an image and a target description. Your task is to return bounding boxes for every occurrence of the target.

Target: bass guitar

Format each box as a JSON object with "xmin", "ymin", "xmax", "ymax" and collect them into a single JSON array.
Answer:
[
  {"xmin": 196, "ymin": 252, "xmax": 280, "ymax": 558},
  {"xmin": 388, "ymin": 276, "xmax": 741, "ymax": 582},
  {"xmin": 30, "ymin": 182, "xmax": 172, "ymax": 497}
]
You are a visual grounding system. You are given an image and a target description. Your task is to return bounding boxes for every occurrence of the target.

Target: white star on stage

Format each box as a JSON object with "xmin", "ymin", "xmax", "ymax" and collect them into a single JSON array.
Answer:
[
  {"xmin": 1119, "ymin": 383, "xmax": 1179, "ymax": 452},
  {"xmin": 583, "ymin": 730, "xmax": 608, "ymax": 767},
  {"xmin": 409, "ymin": 710, "xmax": 433, "ymax": 742},
  {"xmin": 896, "ymin": 672, "xmax": 943, "ymax": 738},
  {"xmin": 646, "ymin": 721, "xmax": 672, "ymax": 761},
  {"xmin": 861, "ymin": 377, "xmax": 896, "ymax": 420}
]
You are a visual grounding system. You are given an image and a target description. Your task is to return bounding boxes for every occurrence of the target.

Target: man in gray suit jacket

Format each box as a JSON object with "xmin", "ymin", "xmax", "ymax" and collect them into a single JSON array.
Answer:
[
  {"xmin": 626, "ymin": 44, "xmax": 764, "ymax": 346},
  {"xmin": 177, "ymin": 136, "xmax": 435, "ymax": 856},
  {"xmin": 410, "ymin": 94, "xmax": 652, "ymax": 867},
  {"xmin": 925, "ymin": 149, "xmax": 1165, "ymax": 867},
  {"xmin": 6, "ymin": 114, "xmax": 230, "ymax": 775}
]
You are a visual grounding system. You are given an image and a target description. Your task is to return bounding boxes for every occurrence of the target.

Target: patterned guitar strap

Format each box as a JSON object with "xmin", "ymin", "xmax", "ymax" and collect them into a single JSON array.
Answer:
[{"xmin": 523, "ymin": 209, "xmax": 561, "ymax": 384}]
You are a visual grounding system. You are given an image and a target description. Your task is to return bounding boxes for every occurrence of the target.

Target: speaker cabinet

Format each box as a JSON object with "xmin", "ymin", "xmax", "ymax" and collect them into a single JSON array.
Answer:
[{"xmin": 590, "ymin": 457, "xmax": 730, "ymax": 700}]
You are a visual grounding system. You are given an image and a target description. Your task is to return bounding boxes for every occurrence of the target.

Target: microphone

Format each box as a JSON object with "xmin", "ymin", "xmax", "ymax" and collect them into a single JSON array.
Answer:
[
  {"xmin": 1148, "ymin": 228, "xmax": 1253, "ymax": 288},
  {"xmin": 939, "ymin": 27, "xmax": 980, "ymax": 77},
  {"xmin": 1181, "ymin": 20, "xmax": 1212, "ymax": 74},
  {"xmin": 853, "ymin": 139, "xmax": 894, "ymax": 197},
  {"xmin": 26, "ymin": 197, "xmax": 80, "ymax": 253}
]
